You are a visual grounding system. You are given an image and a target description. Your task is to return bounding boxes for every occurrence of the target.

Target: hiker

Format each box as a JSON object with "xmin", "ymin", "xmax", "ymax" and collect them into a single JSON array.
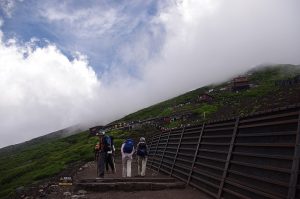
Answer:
[
  {"xmin": 95, "ymin": 130, "xmax": 111, "ymax": 178},
  {"xmin": 136, "ymin": 137, "xmax": 148, "ymax": 177},
  {"xmin": 121, "ymin": 138, "xmax": 135, "ymax": 177},
  {"xmin": 106, "ymin": 135, "xmax": 116, "ymax": 173}
]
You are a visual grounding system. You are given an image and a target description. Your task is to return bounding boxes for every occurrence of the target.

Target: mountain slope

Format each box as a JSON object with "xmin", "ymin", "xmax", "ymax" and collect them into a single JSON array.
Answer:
[
  {"xmin": 120, "ymin": 64, "xmax": 300, "ymax": 126},
  {"xmin": 1, "ymin": 64, "xmax": 300, "ymax": 198},
  {"xmin": 0, "ymin": 131, "xmax": 97, "ymax": 198}
]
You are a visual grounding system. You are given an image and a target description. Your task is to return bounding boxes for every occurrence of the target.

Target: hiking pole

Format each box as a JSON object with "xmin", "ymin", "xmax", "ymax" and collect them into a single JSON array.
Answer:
[{"xmin": 95, "ymin": 152, "xmax": 99, "ymax": 177}]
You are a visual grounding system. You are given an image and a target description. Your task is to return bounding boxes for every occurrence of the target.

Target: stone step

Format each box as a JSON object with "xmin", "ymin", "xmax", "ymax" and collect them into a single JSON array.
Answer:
[
  {"xmin": 79, "ymin": 177, "xmax": 176, "ymax": 183},
  {"xmin": 75, "ymin": 181, "xmax": 186, "ymax": 192}
]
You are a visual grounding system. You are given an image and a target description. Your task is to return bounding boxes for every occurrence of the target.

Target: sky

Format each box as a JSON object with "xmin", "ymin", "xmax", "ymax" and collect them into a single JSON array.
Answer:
[{"xmin": 0, "ymin": 0, "xmax": 300, "ymax": 148}]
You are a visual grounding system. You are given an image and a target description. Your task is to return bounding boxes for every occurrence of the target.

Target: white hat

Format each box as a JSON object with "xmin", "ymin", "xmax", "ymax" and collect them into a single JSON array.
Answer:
[
  {"xmin": 98, "ymin": 130, "xmax": 105, "ymax": 136},
  {"xmin": 140, "ymin": 137, "xmax": 146, "ymax": 142}
]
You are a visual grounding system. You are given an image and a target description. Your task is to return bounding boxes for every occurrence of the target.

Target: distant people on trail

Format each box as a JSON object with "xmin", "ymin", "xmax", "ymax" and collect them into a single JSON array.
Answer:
[
  {"xmin": 106, "ymin": 135, "xmax": 116, "ymax": 173},
  {"xmin": 121, "ymin": 138, "xmax": 135, "ymax": 177},
  {"xmin": 94, "ymin": 130, "xmax": 112, "ymax": 178},
  {"xmin": 136, "ymin": 137, "xmax": 148, "ymax": 177}
]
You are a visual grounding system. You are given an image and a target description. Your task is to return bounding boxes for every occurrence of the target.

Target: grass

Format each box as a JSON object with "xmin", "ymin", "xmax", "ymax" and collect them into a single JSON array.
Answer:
[{"xmin": 0, "ymin": 132, "xmax": 98, "ymax": 198}]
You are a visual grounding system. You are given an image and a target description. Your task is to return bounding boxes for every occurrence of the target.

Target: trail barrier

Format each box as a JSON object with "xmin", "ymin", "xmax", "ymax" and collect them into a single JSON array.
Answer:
[{"xmin": 147, "ymin": 104, "xmax": 300, "ymax": 199}]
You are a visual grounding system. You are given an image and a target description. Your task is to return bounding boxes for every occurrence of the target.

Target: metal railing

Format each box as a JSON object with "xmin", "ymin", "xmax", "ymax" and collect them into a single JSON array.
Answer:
[{"xmin": 147, "ymin": 104, "xmax": 300, "ymax": 199}]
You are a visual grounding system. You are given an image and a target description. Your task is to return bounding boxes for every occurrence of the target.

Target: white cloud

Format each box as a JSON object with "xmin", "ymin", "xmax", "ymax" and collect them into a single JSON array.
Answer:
[
  {"xmin": 140, "ymin": 0, "xmax": 300, "ymax": 97},
  {"xmin": 41, "ymin": 5, "xmax": 119, "ymax": 38},
  {"xmin": 1, "ymin": 0, "xmax": 300, "ymax": 147},
  {"xmin": 0, "ymin": 0, "xmax": 15, "ymax": 17},
  {"xmin": 0, "ymin": 33, "xmax": 103, "ymax": 147},
  {"xmin": 0, "ymin": 0, "xmax": 23, "ymax": 18}
]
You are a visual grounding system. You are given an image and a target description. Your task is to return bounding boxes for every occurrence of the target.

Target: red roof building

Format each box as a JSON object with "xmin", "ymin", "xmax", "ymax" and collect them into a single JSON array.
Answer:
[
  {"xmin": 231, "ymin": 76, "xmax": 250, "ymax": 92},
  {"xmin": 198, "ymin": 93, "xmax": 214, "ymax": 103}
]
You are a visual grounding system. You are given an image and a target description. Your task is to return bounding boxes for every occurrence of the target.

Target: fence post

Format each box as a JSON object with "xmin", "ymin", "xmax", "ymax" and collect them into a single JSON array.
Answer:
[
  {"xmin": 158, "ymin": 129, "xmax": 171, "ymax": 173},
  {"xmin": 150, "ymin": 132, "xmax": 162, "ymax": 169},
  {"xmin": 288, "ymin": 110, "xmax": 300, "ymax": 199},
  {"xmin": 217, "ymin": 117, "xmax": 240, "ymax": 199},
  {"xmin": 170, "ymin": 127, "xmax": 185, "ymax": 176},
  {"xmin": 146, "ymin": 135, "xmax": 154, "ymax": 167},
  {"xmin": 187, "ymin": 123, "xmax": 205, "ymax": 184}
]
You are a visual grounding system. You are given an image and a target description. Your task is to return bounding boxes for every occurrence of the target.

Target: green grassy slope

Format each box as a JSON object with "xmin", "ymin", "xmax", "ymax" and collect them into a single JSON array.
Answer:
[{"xmin": 0, "ymin": 132, "xmax": 97, "ymax": 198}]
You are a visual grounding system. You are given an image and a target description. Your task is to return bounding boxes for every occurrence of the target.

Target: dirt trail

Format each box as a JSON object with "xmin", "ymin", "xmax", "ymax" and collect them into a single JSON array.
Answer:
[{"xmin": 44, "ymin": 157, "xmax": 212, "ymax": 199}]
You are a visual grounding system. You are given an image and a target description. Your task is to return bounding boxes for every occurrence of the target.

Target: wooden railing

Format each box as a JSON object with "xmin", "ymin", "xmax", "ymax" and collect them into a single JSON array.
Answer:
[{"xmin": 147, "ymin": 104, "xmax": 300, "ymax": 199}]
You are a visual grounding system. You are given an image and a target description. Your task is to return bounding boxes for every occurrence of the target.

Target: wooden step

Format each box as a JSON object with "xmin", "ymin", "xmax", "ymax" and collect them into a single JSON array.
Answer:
[
  {"xmin": 79, "ymin": 177, "xmax": 176, "ymax": 183},
  {"xmin": 75, "ymin": 179, "xmax": 186, "ymax": 192}
]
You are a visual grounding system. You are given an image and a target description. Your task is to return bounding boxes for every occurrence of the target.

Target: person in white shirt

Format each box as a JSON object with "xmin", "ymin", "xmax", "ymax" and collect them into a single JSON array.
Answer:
[{"xmin": 121, "ymin": 138, "xmax": 135, "ymax": 177}]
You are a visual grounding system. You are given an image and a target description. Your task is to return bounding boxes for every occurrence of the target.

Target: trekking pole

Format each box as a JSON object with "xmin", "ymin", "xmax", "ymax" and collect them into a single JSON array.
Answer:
[
  {"xmin": 112, "ymin": 155, "xmax": 116, "ymax": 173},
  {"xmin": 95, "ymin": 152, "xmax": 99, "ymax": 177}
]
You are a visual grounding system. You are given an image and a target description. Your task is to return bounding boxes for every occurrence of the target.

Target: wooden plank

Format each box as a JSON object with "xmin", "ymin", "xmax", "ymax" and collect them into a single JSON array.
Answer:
[
  {"xmin": 201, "ymin": 142, "xmax": 230, "ymax": 146},
  {"xmin": 222, "ymin": 188, "xmax": 252, "ymax": 199},
  {"xmin": 230, "ymin": 160, "xmax": 291, "ymax": 173},
  {"xmin": 190, "ymin": 174, "xmax": 220, "ymax": 189},
  {"xmin": 234, "ymin": 143, "xmax": 294, "ymax": 147},
  {"xmin": 189, "ymin": 181, "xmax": 218, "ymax": 198},
  {"xmin": 239, "ymin": 111, "xmax": 299, "ymax": 124},
  {"xmin": 205, "ymin": 121, "xmax": 236, "ymax": 128},
  {"xmin": 192, "ymin": 167, "xmax": 222, "ymax": 181},
  {"xmin": 239, "ymin": 119, "xmax": 298, "ymax": 129},
  {"xmin": 228, "ymin": 169, "xmax": 289, "ymax": 187},
  {"xmin": 232, "ymin": 151, "xmax": 293, "ymax": 160},
  {"xmin": 202, "ymin": 135, "xmax": 233, "ymax": 138},
  {"xmin": 225, "ymin": 178, "xmax": 284, "ymax": 199},
  {"xmin": 288, "ymin": 110, "xmax": 300, "ymax": 199},
  {"xmin": 205, "ymin": 127, "xmax": 234, "ymax": 132},
  {"xmin": 197, "ymin": 155, "xmax": 226, "ymax": 163},
  {"xmin": 218, "ymin": 117, "xmax": 239, "ymax": 199},
  {"xmin": 237, "ymin": 131, "xmax": 296, "ymax": 138},
  {"xmin": 194, "ymin": 161, "xmax": 224, "ymax": 171},
  {"xmin": 198, "ymin": 148, "xmax": 228, "ymax": 154}
]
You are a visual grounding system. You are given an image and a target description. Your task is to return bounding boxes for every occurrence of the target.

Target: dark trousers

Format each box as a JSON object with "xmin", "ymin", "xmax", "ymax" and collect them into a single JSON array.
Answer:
[
  {"xmin": 106, "ymin": 153, "xmax": 115, "ymax": 172},
  {"xmin": 97, "ymin": 151, "xmax": 107, "ymax": 177}
]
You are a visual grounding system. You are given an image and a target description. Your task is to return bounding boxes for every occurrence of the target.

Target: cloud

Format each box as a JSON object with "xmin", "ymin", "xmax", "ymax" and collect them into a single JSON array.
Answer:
[
  {"xmin": 0, "ymin": 0, "xmax": 300, "ymax": 147},
  {"xmin": 140, "ymin": 0, "xmax": 300, "ymax": 96},
  {"xmin": 0, "ymin": 0, "xmax": 23, "ymax": 18},
  {"xmin": 0, "ymin": 32, "xmax": 103, "ymax": 147},
  {"xmin": 0, "ymin": 0, "xmax": 15, "ymax": 17}
]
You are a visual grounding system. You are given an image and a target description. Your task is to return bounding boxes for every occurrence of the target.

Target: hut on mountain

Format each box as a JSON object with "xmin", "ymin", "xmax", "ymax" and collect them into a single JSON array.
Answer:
[
  {"xmin": 231, "ymin": 76, "xmax": 250, "ymax": 92},
  {"xmin": 198, "ymin": 93, "xmax": 214, "ymax": 103}
]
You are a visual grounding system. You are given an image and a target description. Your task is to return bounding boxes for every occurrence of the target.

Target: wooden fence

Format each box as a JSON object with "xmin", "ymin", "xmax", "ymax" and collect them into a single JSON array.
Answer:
[{"xmin": 147, "ymin": 104, "xmax": 300, "ymax": 199}]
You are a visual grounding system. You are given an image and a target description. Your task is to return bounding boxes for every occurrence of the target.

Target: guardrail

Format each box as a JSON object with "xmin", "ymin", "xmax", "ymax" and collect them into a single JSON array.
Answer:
[{"xmin": 147, "ymin": 104, "xmax": 300, "ymax": 199}]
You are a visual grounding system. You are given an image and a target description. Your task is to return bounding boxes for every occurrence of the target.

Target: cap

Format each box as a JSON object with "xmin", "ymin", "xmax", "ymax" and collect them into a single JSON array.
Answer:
[{"xmin": 140, "ymin": 137, "xmax": 146, "ymax": 142}]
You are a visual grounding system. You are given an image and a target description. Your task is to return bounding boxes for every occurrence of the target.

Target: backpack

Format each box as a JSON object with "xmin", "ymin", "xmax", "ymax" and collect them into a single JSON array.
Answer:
[
  {"xmin": 137, "ymin": 142, "xmax": 147, "ymax": 157},
  {"xmin": 104, "ymin": 135, "xmax": 112, "ymax": 152},
  {"xmin": 123, "ymin": 139, "xmax": 134, "ymax": 153}
]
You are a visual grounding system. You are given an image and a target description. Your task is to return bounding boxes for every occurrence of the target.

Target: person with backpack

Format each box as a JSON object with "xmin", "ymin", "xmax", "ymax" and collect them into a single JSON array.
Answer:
[
  {"xmin": 121, "ymin": 138, "xmax": 135, "ymax": 177},
  {"xmin": 106, "ymin": 135, "xmax": 116, "ymax": 173},
  {"xmin": 95, "ymin": 130, "xmax": 111, "ymax": 178},
  {"xmin": 136, "ymin": 137, "xmax": 148, "ymax": 177}
]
